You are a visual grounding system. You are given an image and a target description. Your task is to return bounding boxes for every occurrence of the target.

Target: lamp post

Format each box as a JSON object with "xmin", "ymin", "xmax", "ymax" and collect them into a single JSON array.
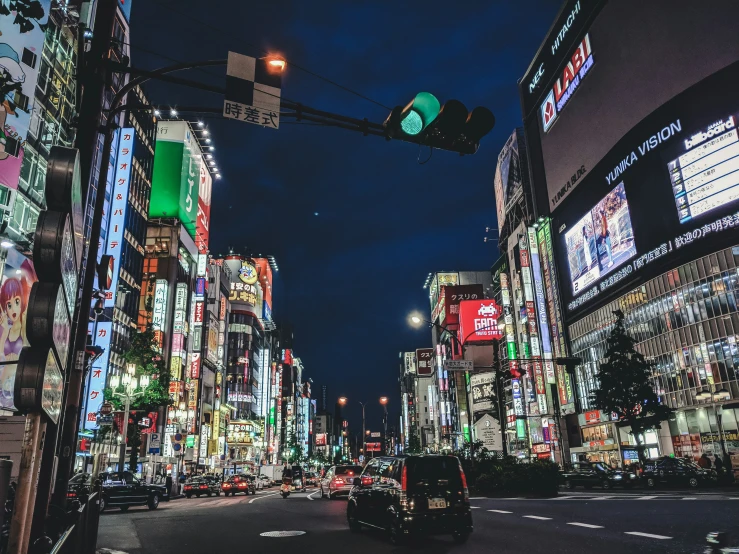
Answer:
[
  {"xmin": 380, "ymin": 397, "xmax": 389, "ymax": 454},
  {"xmin": 339, "ymin": 397, "xmax": 366, "ymax": 460},
  {"xmin": 696, "ymin": 386, "xmax": 731, "ymax": 469},
  {"xmin": 109, "ymin": 363, "xmax": 149, "ymax": 473}
]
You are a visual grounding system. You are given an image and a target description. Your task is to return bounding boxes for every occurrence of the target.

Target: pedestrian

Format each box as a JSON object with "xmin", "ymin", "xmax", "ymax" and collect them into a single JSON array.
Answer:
[
  {"xmin": 715, "ymin": 455, "xmax": 724, "ymax": 474},
  {"xmin": 698, "ymin": 453, "xmax": 712, "ymax": 469},
  {"xmin": 178, "ymin": 471, "xmax": 187, "ymax": 495}
]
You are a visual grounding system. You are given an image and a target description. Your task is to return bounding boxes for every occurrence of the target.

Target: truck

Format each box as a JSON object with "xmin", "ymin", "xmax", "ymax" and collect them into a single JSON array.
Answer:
[{"xmin": 258, "ymin": 465, "xmax": 284, "ymax": 486}]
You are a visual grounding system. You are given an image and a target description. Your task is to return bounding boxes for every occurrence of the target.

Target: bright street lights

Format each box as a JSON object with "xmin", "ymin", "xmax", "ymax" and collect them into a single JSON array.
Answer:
[
  {"xmin": 110, "ymin": 362, "xmax": 149, "ymax": 472},
  {"xmin": 339, "ymin": 397, "xmax": 366, "ymax": 461},
  {"xmin": 379, "ymin": 397, "xmax": 389, "ymax": 454}
]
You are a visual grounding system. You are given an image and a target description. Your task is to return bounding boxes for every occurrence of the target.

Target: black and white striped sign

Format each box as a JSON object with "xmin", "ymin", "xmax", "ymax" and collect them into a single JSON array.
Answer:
[{"xmin": 223, "ymin": 51, "xmax": 282, "ymax": 129}]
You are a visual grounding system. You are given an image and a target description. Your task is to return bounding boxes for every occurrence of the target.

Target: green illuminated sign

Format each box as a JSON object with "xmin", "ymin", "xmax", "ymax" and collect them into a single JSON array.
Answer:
[
  {"xmin": 186, "ymin": 435, "xmax": 195, "ymax": 448},
  {"xmin": 150, "ymin": 121, "xmax": 201, "ymax": 238}
]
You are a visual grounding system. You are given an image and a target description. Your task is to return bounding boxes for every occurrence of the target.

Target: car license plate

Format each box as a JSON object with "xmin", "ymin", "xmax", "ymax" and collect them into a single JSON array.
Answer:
[{"xmin": 428, "ymin": 498, "xmax": 446, "ymax": 509}]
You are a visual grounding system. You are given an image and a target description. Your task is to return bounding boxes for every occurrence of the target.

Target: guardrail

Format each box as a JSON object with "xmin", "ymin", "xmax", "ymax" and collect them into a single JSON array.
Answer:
[{"xmin": 31, "ymin": 483, "xmax": 101, "ymax": 554}]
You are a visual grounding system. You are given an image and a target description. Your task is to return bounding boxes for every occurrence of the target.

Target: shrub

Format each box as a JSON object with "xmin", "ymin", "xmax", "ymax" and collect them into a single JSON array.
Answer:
[{"xmin": 470, "ymin": 457, "xmax": 559, "ymax": 497}]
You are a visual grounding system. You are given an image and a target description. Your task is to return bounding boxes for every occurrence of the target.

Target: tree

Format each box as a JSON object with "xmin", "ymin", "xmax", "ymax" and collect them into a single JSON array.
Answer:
[
  {"xmin": 590, "ymin": 310, "xmax": 671, "ymax": 465},
  {"xmin": 285, "ymin": 435, "xmax": 306, "ymax": 465},
  {"xmin": 104, "ymin": 289, "xmax": 171, "ymax": 470},
  {"xmin": 405, "ymin": 432, "xmax": 422, "ymax": 454}
]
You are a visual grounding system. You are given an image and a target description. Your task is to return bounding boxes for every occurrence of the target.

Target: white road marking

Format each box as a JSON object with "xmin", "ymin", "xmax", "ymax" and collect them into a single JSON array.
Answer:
[
  {"xmin": 307, "ymin": 491, "xmax": 319, "ymax": 500},
  {"xmin": 249, "ymin": 492, "xmax": 281, "ymax": 504},
  {"xmin": 549, "ymin": 496, "xmax": 578, "ymax": 500},
  {"xmin": 470, "ymin": 506, "xmax": 481, "ymax": 509},
  {"xmin": 625, "ymin": 532, "xmax": 672, "ymax": 540},
  {"xmin": 591, "ymin": 496, "xmax": 612, "ymax": 500},
  {"xmin": 681, "ymin": 497, "xmax": 697, "ymax": 500},
  {"xmin": 567, "ymin": 522, "xmax": 603, "ymax": 529},
  {"xmin": 636, "ymin": 496, "xmax": 659, "ymax": 500},
  {"xmin": 523, "ymin": 515, "xmax": 552, "ymax": 520},
  {"xmin": 487, "ymin": 509, "xmax": 512, "ymax": 514},
  {"xmin": 469, "ymin": 497, "xmax": 486, "ymax": 500}
]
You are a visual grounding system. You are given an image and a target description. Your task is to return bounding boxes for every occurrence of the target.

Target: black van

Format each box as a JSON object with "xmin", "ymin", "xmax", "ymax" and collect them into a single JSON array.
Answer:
[{"xmin": 346, "ymin": 455, "xmax": 473, "ymax": 544}]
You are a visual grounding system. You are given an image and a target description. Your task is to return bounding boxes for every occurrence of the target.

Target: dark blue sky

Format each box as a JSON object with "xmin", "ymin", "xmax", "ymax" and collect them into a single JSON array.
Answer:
[{"xmin": 130, "ymin": 0, "xmax": 559, "ymax": 432}]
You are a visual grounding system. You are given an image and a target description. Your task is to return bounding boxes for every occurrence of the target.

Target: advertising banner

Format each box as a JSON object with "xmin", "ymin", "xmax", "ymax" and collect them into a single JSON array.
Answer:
[
  {"xmin": 150, "ymin": 121, "xmax": 201, "ymax": 238},
  {"xmin": 443, "ymin": 285, "xmax": 484, "ymax": 327},
  {"xmin": 0, "ymin": 1, "xmax": 51, "ymax": 195},
  {"xmin": 415, "ymin": 348, "xmax": 433, "ymax": 376},
  {"xmin": 458, "ymin": 299, "xmax": 503, "ymax": 344},
  {"xmin": 152, "ymin": 279, "xmax": 168, "ymax": 349},
  {"xmin": 196, "ymin": 164, "xmax": 212, "ymax": 253},
  {"xmin": 403, "ymin": 351, "xmax": 417, "ymax": 375},
  {"xmin": 493, "ymin": 129, "xmax": 528, "ymax": 234},
  {"xmin": 104, "ymin": 128, "xmax": 135, "ymax": 307},
  {"xmin": 84, "ymin": 322, "xmax": 112, "ymax": 429},
  {"xmin": 474, "ymin": 413, "xmax": 502, "ymax": 452},
  {"xmin": 470, "ymin": 372, "xmax": 494, "ymax": 413},
  {"xmin": 556, "ymin": 62, "xmax": 739, "ymax": 318}
]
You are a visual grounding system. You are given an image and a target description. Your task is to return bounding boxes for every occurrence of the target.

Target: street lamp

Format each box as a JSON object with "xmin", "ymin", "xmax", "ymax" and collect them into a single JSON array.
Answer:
[
  {"xmin": 109, "ymin": 362, "xmax": 149, "ymax": 472},
  {"xmin": 380, "ymin": 397, "xmax": 389, "ymax": 454},
  {"xmin": 339, "ymin": 397, "xmax": 367, "ymax": 460}
]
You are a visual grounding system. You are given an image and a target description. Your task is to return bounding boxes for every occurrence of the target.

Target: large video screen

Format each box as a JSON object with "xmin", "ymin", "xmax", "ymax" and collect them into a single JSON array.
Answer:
[
  {"xmin": 564, "ymin": 183, "xmax": 637, "ymax": 295},
  {"xmin": 554, "ymin": 62, "xmax": 739, "ymax": 319}
]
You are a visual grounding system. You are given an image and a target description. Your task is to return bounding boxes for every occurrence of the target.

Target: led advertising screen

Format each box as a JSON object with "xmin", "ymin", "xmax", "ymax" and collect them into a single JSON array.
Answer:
[
  {"xmin": 564, "ymin": 182, "xmax": 637, "ymax": 295},
  {"xmin": 555, "ymin": 61, "xmax": 739, "ymax": 319}
]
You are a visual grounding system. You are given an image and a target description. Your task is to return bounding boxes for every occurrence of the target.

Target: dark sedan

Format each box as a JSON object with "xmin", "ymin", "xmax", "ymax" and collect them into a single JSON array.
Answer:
[
  {"xmin": 643, "ymin": 456, "xmax": 717, "ymax": 488},
  {"xmin": 561, "ymin": 462, "xmax": 639, "ymax": 490},
  {"xmin": 184, "ymin": 477, "xmax": 220, "ymax": 498},
  {"xmin": 68, "ymin": 471, "xmax": 170, "ymax": 512},
  {"xmin": 222, "ymin": 474, "xmax": 256, "ymax": 496}
]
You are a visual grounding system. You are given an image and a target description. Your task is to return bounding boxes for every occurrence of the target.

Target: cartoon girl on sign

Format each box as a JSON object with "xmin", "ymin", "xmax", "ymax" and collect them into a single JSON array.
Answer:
[{"xmin": 0, "ymin": 257, "xmax": 34, "ymax": 360}]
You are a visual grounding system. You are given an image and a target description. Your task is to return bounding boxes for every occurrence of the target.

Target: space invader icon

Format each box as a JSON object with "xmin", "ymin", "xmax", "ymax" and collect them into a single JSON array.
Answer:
[{"xmin": 477, "ymin": 303, "xmax": 498, "ymax": 316}]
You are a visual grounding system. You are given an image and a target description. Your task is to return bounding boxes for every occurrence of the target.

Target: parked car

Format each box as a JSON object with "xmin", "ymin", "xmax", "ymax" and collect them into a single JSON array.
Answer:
[
  {"xmin": 222, "ymin": 474, "xmax": 256, "ymax": 496},
  {"xmin": 642, "ymin": 456, "xmax": 717, "ymax": 488},
  {"xmin": 91, "ymin": 471, "xmax": 169, "ymax": 512},
  {"xmin": 561, "ymin": 462, "xmax": 638, "ymax": 490},
  {"xmin": 320, "ymin": 464, "xmax": 363, "ymax": 499},
  {"xmin": 346, "ymin": 455, "xmax": 473, "ymax": 545},
  {"xmin": 184, "ymin": 477, "xmax": 220, "ymax": 498}
]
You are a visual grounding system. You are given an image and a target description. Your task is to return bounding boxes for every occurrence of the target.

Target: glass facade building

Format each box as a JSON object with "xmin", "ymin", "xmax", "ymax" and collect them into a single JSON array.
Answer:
[{"xmin": 569, "ymin": 245, "xmax": 739, "ymax": 464}]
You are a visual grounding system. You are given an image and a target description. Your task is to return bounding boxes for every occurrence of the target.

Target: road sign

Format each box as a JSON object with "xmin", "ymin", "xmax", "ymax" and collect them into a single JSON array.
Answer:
[
  {"xmin": 149, "ymin": 433, "xmax": 161, "ymax": 455},
  {"xmin": 444, "ymin": 360, "xmax": 473, "ymax": 371},
  {"xmin": 100, "ymin": 402, "xmax": 113, "ymax": 416},
  {"xmin": 370, "ymin": 432, "xmax": 381, "ymax": 438},
  {"xmin": 223, "ymin": 51, "xmax": 282, "ymax": 129}
]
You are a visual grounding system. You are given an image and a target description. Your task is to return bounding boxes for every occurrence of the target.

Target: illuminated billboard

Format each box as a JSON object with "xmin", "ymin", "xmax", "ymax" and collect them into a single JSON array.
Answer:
[
  {"xmin": 196, "ymin": 163, "xmax": 212, "ymax": 253},
  {"xmin": 458, "ymin": 299, "xmax": 504, "ymax": 343},
  {"xmin": 521, "ymin": 2, "xmax": 739, "ymax": 215},
  {"xmin": 150, "ymin": 121, "xmax": 201, "ymax": 238},
  {"xmin": 555, "ymin": 62, "xmax": 739, "ymax": 317},
  {"xmin": 564, "ymin": 182, "xmax": 637, "ymax": 295}
]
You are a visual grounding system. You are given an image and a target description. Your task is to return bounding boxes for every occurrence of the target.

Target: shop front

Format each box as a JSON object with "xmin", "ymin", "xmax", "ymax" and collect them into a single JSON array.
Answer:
[{"xmin": 670, "ymin": 405, "xmax": 739, "ymax": 477}]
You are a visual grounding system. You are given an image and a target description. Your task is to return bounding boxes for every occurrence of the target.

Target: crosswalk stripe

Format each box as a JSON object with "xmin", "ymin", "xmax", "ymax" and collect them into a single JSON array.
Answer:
[
  {"xmin": 488, "ymin": 509, "xmax": 512, "ymax": 514},
  {"xmin": 567, "ymin": 522, "xmax": 603, "ymax": 529},
  {"xmin": 625, "ymin": 532, "xmax": 672, "ymax": 540},
  {"xmin": 523, "ymin": 515, "xmax": 552, "ymax": 520},
  {"xmin": 636, "ymin": 496, "xmax": 659, "ymax": 500}
]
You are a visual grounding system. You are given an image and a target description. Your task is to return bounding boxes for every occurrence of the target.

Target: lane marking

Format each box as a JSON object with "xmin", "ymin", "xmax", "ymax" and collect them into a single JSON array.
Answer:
[
  {"xmin": 591, "ymin": 496, "xmax": 612, "ymax": 500},
  {"xmin": 523, "ymin": 515, "xmax": 552, "ymax": 520},
  {"xmin": 249, "ymin": 492, "xmax": 281, "ymax": 504},
  {"xmin": 549, "ymin": 496, "xmax": 578, "ymax": 500},
  {"xmin": 681, "ymin": 497, "xmax": 696, "ymax": 500},
  {"xmin": 470, "ymin": 506, "xmax": 481, "ymax": 509},
  {"xmin": 625, "ymin": 532, "xmax": 672, "ymax": 540},
  {"xmin": 307, "ymin": 491, "xmax": 319, "ymax": 501},
  {"xmin": 567, "ymin": 522, "xmax": 604, "ymax": 529},
  {"xmin": 636, "ymin": 496, "xmax": 659, "ymax": 500},
  {"xmin": 487, "ymin": 509, "xmax": 512, "ymax": 514},
  {"xmin": 469, "ymin": 497, "xmax": 486, "ymax": 500}
]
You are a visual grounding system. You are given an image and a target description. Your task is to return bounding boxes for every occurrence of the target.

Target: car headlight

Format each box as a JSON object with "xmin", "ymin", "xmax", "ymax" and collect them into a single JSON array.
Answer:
[
  {"xmin": 629, "ymin": 474, "xmax": 636, "ymax": 479},
  {"xmin": 614, "ymin": 474, "xmax": 622, "ymax": 480}
]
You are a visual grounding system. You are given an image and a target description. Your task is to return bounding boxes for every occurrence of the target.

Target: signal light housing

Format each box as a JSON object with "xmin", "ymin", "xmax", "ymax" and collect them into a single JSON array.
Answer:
[{"xmin": 384, "ymin": 94, "xmax": 495, "ymax": 154}]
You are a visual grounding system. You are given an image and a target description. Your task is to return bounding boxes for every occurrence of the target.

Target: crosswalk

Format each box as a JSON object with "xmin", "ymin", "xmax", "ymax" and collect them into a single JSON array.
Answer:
[{"xmin": 172, "ymin": 488, "xmax": 319, "ymax": 509}]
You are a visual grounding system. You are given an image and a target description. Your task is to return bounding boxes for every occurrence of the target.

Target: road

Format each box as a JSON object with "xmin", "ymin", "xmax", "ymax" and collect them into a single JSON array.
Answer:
[{"xmin": 97, "ymin": 488, "xmax": 739, "ymax": 553}]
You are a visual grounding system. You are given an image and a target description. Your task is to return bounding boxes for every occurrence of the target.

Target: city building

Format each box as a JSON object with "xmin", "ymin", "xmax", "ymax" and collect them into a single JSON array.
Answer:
[{"xmin": 519, "ymin": 0, "xmax": 739, "ymax": 468}]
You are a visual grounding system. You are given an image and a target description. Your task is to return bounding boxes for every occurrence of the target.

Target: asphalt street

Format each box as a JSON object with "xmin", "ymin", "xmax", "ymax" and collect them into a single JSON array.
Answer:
[{"xmin": 96, "ymin": 488, "xmax": 739, "ymax": 554}]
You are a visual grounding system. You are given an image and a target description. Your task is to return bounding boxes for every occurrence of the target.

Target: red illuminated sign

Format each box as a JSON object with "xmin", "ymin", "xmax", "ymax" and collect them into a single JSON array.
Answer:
[
  {"xmin": 190, "ymin": 353, "xmax": 201, "ymax": 379},
  {"xmin": 365, "ymin": 442, "xmax": 382, "ymax": 452},
  {"xmin": 283, "ymin": 349, "xmax": 293, "ymax": 365},
  {"xmin": 415, "ymin": 348, "xmax": 434, "ymax": 376},
  {"xmin": 194, "ymin": 301, "xmax": 205, "ymax": 324},
  {"xmin": 458, "ymin": 299, "xmax": 504, "ymax": 343}
]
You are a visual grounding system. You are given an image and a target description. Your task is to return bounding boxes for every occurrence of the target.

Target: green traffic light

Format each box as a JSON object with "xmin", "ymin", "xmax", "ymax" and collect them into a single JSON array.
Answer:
[{"xmin": 400, "ymin": 92, "xmax": 440, "ymax": 136}]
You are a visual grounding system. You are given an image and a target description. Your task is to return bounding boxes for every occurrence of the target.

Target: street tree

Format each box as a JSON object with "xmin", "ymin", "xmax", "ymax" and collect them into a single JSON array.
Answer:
[
  {"xmin": 590, "ymin": 310, "xmax": 671, "ymax": 464},
  {"xmin": 104, "ymin": 288, "xmax": 172, "ymax": 470},
  {"xmin": 405, "ymin": 433, "xmax": 422, "ymax": 454}
]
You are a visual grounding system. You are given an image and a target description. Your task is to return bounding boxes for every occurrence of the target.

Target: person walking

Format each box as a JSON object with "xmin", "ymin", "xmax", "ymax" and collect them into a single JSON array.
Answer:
[
  {"xmin": 178, "ymin": 472, "xmax": 187, "ymax": 495},
  {"xmin": 698, "ymin": 453, "xmax": 712, "ymax": 469}
]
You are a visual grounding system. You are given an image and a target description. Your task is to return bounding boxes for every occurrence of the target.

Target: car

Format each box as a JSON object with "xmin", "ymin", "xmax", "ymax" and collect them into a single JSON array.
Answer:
[
  {"xmin": 642, "ymin": 456, "xmax": 717, "ymax": 488},
  {"xmin": 92, "ymin": 471, "xmax": 169, "ymax": 512},
  {"xmin": 222, "ymin": 474, "xmax": 256, "ymax": 496},
  {"xmin": 249, "ymin": 475, "xmax": 265, "ymax": 490},
  {"xmin": 320, "ymin": 464, "xmax": 363, "ymax": 499},
  {"xmin": 346, "ymin": 455, "xmax": 473, "ymax": 545},
  {"xmin": 561, "ymin": 462, "xmax": 638, "ymax": 490},
  {"xmin": 184, "ymin": 477, "xmax": 220, "ymax": 498},
  {"xmin": 256, "ymin": 474, "xmax": 271, "ymax": 489},
  {"xmin": 305, "ymin": 472, "xmax": 319, "ymax": 486}
]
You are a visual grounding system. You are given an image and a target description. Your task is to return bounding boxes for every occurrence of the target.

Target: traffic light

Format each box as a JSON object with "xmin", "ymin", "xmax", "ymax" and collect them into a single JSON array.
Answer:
[{"xmin": 384, "ymin": 93, "xmax": 495, "ymax": 154}]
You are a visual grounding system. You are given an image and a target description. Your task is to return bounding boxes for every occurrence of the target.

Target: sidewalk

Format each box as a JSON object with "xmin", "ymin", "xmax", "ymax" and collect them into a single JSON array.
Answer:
[{"xmin": 558, "ymin": 484, "xmax": 739, "ymax": 495}]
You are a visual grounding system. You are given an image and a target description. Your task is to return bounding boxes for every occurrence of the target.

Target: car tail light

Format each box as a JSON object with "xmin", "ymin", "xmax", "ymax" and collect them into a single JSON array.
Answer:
[
  {"xmin": 67, "ymin": 492, "xmax": 77, "ymax": 498},
  {"xmin": 200, "ymin": 485, "xmax": 208, "ymax": 490},
  {"xmin": 333, "ymin": 478, "xmax": 344, "ymax": 486},
  {"xmin": 222, "ymin": 483, "xmax": 231, "ymax": 489},
  {"xmin": 399, "ymin": 465, "xmax": 409, "ymax": 510},
  {"xmin": 459, "ymin": 462, "xmax": 469, "ymax": 502},
  {"xmin": 361, "ymin": 475, "xmax": 373, "ymax": 486}
]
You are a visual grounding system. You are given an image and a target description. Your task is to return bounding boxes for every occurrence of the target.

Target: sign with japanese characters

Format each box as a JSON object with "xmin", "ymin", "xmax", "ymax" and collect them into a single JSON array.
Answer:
[
  {"xmin": 152, "ymin": 280, "xmax": 168, "ymax": 348},
  {"xmin": 196, "ymin": 166, "xmax": 212, "ymax": 254},
  {"xmin": 470, "ymin": 372, "xmax": 494, "ymax": 412},
  {"xmin": 105, "ymin": 128, "xmax": 134, "ymax": 308},
  {"xmin": 228, "ymin": 281, "xmax": 258, "ymax": 306},
  {"xmin": 443, "ymin": 285, "xmax": 484, "ymax": 326},
  {"xmin": 224, "ymin": 51, "xmax": 281, "ymax": 129},
  {"xmin": 84, "ymin": 322, "xmax": 112, "ymax": 430},
  {"xmin": 415, "ymin": 348, "xmax": 434, "ymax": 376}
]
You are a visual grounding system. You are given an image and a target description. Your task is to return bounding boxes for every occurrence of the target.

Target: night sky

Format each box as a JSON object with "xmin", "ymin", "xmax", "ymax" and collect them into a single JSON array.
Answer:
[{"xmin": 130, "ymin": 1, "xmax": 559, "ymax": 433}]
